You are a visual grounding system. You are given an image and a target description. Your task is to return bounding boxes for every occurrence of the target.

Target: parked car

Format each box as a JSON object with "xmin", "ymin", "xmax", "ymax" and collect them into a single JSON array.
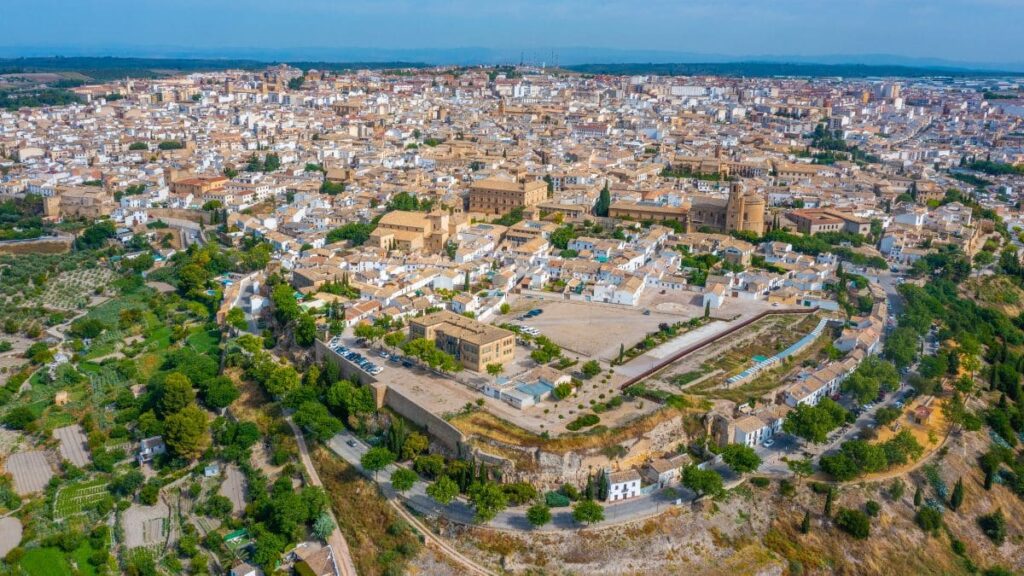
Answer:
[
  {"xmin": 378, "ymin": 350, "xmax": 389, "ymax": 358},
  {"xmin": 763, "ymin": 438, "xmax": 774, "ymax": 447},
  {"xmin": 346, "ymin": 439, "xmax": 357, "ymax": 448}
]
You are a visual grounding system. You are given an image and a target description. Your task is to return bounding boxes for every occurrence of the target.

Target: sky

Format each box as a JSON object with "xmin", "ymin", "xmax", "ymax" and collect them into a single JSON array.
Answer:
[{"xmin": 3, "ymin": 0, "xmax": 1022, "ymax": 66}]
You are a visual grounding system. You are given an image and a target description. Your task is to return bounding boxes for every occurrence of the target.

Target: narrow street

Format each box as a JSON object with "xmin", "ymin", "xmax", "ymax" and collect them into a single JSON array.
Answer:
[{"xmin": 285, "ymin": 417, "xmax": 358, "ymax": 576}]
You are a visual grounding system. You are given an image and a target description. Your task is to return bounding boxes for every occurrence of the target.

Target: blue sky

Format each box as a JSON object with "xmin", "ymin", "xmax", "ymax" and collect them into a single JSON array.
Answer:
[{"xmin": 3, "ymin": 0, "xmax": 1021, "ymax": 65}]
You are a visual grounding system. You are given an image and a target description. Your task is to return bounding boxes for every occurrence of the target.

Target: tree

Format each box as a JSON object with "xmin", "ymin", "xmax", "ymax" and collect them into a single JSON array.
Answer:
[
  {"xmin": 874, "ymin": 406, "xmax": 902, "ymax": 427},
  {"xmin": 251, "ymin": 528, "xmax": 286, "ymax": 573},
  {"xmin": 203, "ymin": 376, "xmax": 240, "ymax": 410},
  {"xmin": 402, "ymin": 432, "xmax": 429, "ymax": 461},
  {"xmin": 800, "ymin": 510, "xmax": 811, "ymax": 534},
  {"xmin": 526, "ymin": 502, "xmax": 552, "ymax": 528},
  {"xmin": 313, "ymin": 513, "xmax": 335, "ymax": 541},
  {"xmin": 914, "ymin": 485, "xmax": 923, "ymax": 507},
  {"xmin": 550, "ymin": 225, "xmax": 576, "ymax": 250},
  {"xmin": 835, "ymin": 508, "xmax": 871, "ymax": 539},
  {"xmin": 163, "ymin": 406, "xmax": 209, "ymax": 460},
  {"xmin": 2, "ymin": 406, "xmax": 35, "ymax": 430},
  {"xmin": 293, "ymin": 402, "xmax": 343, "ymax": 442},
  {"xmin": 782, "ymin": 398, "xmax": 849, "ymax": 443},
  {"xmin": 426, "ymin": 476, "xmax": 459, "ymax": 505},
  {"xmin": 787, "ymin": 458, "xmax": 814, "ymax": 484},
  {"xmin": 159, "ymin": 373, "xmax": 196, "ymax": 416},
  {"xmin": 950, "ymin": 477, "xmax": 964, "ymax": 511},
  {"xmin": 354, "ymin": 322, "xmax": 387, "ymax": 347},
  {"xmin": 109, "ymin": 470, "xmax": 145, "ymax": 497},
  {"xmin": 390, "ymin": 468, "xmax": 417, "ymax": 493},
  {"xmin": 682, "ymin": 465, "xmax": 723, "ymax": 498},
  {"xmin": 226, "ymin": 308, "xmax": 247, "ymax": 331},
  {"xmin": 720, "ymin": 444, "xmax": 762, "ymax": 474},
  {"xmin": 915, "ymin": 506, "xmax": 943, "ymax": 536},
  {"xmin": 824, "ymin": 489, "xmax": 834, "ymax": 516},
  {"xmin": 978, "ymin": 509, "xmax": 1007, "ymax": 545},
  {"xmin": 360, "ymin": 447, "xmax": 396, "ymax": 480},
  {"xmin": 486, "ymin": 362, "xmax": 504, "ymax": 383},
  {"xmin": 581, "ymin": 360, "xmax": 602, "ymax": 379},
  {"xmin": 384, "ymin": 331, "xmax": 405, "ymax": 351},
  {"xmin": 468, "ymin": 482, "xmax": 508, "ymax": 523},
  {"xmin": 888, "ymin": 479, "xmax": 906, "ymax": 501},
  {"xmin": 865, "ymin": 500, "xmax": 881, "ymax": 517},
  {"xmin": 295, "ymin": 314, "xmax": 317, "ymax": 347},
  {"xmin": 572, "ymin": 499, "xmax": 604, "ymax": 525},
  {"xmin": 139, "ymin": 480, "xmax": 160, "ymax": 505},
  {"xmin": 594, "ymin": 182, "xmax": 610, "ymax": 217}
]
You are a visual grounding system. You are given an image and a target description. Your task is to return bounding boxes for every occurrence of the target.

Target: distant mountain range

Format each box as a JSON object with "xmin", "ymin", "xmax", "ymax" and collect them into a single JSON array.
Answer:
[
  {"xmin": 1, "ymin": 48, "xmax": 1022, "ymax": 79},
  {"xmin": 2, "ymin": 45, "xmax": 1022, "ymax": 72}
]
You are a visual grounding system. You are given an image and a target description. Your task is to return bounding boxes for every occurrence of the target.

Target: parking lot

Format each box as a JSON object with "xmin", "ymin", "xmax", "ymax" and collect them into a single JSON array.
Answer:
[{"xmin": 325, "ymin": 337, "xmax": 386, "ymax": 377}]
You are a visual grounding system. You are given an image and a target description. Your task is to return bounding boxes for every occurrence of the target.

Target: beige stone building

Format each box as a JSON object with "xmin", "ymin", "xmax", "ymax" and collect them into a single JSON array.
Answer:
[
  {"xmin": 408, "ymin": 310, "xmax": 515, "ymax": 372},
  {"xmin": 369, "ymin": 210, "xmax": 467, "ymax": 253},
  {"xmin": 610, "ymin": 183, "xmax": 766, "ymax": 236},
  {"xmin": 468, "ymin": 178, "xmax": 547, "ymax": 215},
  {"xmin": 49, "ymin": 186, "xmax": 116, "ymax": 219}
]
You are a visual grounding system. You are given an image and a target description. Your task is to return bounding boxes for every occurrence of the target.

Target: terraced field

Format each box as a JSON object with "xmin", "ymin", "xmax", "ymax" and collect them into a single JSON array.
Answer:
[{"xmin": 53, "ymin": 479, "xmax": 109, "ymax": 519}]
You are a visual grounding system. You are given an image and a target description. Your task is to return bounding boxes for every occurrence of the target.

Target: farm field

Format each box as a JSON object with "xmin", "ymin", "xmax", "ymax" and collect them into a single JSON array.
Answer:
[
  {"xmin": 18, "ymin": 547, "xmax": 73, "ymax": 576},
  {"xmin": 31, "ymin": 267, "xmax": 116, "ymax": 311},
  {"xmin": 54, "ymin": 479, "xmax": 109, "ymax": 519}
]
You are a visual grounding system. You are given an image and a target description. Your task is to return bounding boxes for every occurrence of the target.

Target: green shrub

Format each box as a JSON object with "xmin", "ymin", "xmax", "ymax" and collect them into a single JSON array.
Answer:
[
  {"xmin": 565, "ymin": 413, "xmax": 600, "ymax": 431},
  {"xmin": 835, "ymin": 508, "xmax": 871, "ymax": 539},
  {"xmin": 545, "ymin": 491, "xmax": 571, "ymax": 508}
]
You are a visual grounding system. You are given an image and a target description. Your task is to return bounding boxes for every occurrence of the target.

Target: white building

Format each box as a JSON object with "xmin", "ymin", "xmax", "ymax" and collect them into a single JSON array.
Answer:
[{"xmin": 607, "ymin": 469, "xmax": 642, "ymax": 501}]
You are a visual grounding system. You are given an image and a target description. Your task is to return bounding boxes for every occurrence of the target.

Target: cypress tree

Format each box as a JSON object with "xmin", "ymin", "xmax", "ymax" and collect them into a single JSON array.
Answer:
[
  {"xmin": 913, "ymin": 485, "xmax": 922, "ymax": 507},
  {"xmin": 800, "ymin": 510, "xmax": 811, "ymax": 534},
  {"xmin": 584, "ymin": 474, "xmax": 595, "ymax": 501},
  {"xmin": 950, "ymin": 477, "xmax": 964, "ymax": 511},
  {"xmin": 823, "ymin": 489, "xmax": 834, "ymax": 517},
  {"xmin": 984, "ymin": 467, "xmax": 994, "ymax": 491},
  {"xmin": 597, "ymin": 471, "xmax": 610, "ymax": 501}
]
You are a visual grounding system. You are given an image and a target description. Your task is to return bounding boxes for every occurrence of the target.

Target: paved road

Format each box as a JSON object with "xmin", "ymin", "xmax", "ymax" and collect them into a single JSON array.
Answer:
[
  {"xmin": 326, "ymin": 432, "xmax": 713, "ymax": 533},
  {"xmin": 286, "ymin": 417, "xmax": 358, "ymax": 576}
]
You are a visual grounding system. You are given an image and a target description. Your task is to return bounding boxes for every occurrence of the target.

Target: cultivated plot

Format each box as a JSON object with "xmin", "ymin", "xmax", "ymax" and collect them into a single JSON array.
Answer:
[
  {"xmin": 53, "ymin": 424, "xmax": 91, "ymax": 467},
  {"xmin": 53, "ymin": 479, "xmax": 108, "ymax": 519},
  {"xmin": 123, "ymin": 502, "xmax": 171, "ymax": 549},
  {"xmin": 4, "ymin": 451, "xmax": 53, "ymax": 495}
]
